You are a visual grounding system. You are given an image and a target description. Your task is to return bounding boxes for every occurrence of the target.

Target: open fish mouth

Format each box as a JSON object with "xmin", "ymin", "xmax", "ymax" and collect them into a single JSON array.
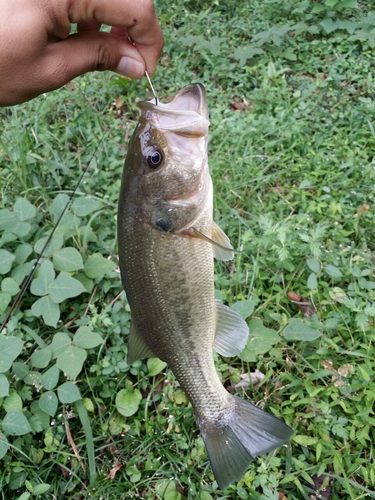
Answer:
[{"xmin": 138, "ymin": 83, "xmax": 209, "ymax": 136}]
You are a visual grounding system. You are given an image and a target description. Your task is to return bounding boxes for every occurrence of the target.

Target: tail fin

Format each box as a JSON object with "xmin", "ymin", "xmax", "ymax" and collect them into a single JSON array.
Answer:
[{"xmin": 199, "ymin": 395, "xmax": 293, "ymax": 490}]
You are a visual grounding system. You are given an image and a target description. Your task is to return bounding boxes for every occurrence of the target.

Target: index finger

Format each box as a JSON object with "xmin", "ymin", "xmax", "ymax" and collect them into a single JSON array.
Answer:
[{"xmin": 70, "ymin": 0, "xmax": 163, "ymax": 74}]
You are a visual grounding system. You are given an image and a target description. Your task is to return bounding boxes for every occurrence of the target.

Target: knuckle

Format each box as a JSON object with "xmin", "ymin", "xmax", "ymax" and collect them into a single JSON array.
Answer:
[
  {"xmin": 141, "ymin": 0, "xmax": 155, "ymax": 13},
  {"xmin": 43, "ymin": 57, "xmax": 69, "ymax": 88},
  {"xmin": 139, "ymin": 0, "xmax": 157, "ymax": 24},
  {"xmin": 96, "ymin": 43, "xmax": 117, "ymax": 71}
]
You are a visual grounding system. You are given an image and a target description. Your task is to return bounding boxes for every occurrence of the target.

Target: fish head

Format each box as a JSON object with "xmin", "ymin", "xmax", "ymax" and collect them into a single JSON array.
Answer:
[{"xmin": 124, "ymin": 83, "xmax": 211, "ymax": 233}]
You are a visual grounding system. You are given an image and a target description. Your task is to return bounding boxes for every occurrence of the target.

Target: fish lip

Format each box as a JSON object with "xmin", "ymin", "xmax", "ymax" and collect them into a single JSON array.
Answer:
[
  {"xmin": 138, "ymin": 83, "xmax": 209, "ymax": 121},
  {"xmin": 138, "ymin": 84, "xmax": 209, "ymax": 137}
]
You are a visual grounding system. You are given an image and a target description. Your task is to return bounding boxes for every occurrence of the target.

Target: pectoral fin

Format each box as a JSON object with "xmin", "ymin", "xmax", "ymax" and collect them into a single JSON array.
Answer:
[
  {"xmin": 127, "ymin": 322, "xmax": 156, "ymax": 363},
  {"xmin": 183, "ymin": 223, "xmax": 234, "ymax": 261},
  {"xmin": 211, "ymin": 222, "xmax": 235, "ymax": 261},
  {"xmin": 213, "ymin": 300, "xmax": 249, "ymax": 356}
]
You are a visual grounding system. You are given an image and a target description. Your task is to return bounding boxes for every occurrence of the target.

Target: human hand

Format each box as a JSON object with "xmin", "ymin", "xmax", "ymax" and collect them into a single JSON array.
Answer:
[{"xmin": 0, "ymin": 0, "xmax": 163, "ymax": 106}]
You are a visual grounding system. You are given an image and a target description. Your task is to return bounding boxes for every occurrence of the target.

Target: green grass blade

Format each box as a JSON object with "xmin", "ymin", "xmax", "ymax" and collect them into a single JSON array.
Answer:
[{"xmin": 74, "ymin": 399, "xmax": 97, "ymax": 487}]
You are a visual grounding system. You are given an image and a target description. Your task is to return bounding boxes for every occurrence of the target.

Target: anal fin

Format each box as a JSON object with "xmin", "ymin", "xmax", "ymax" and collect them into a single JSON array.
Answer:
[
  {"xmin": 213, "ymin": 301, "xmax": 249, "ymax": 357},
  {"xmin": 127, "ymin": 321, "xmax": 156, "ymax": 363}
]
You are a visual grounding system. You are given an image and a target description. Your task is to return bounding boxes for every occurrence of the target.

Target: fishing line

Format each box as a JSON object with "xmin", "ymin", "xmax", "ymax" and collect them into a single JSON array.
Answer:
[
  {"xmin": 144, "ymin": 71, "xmax": 158, "ymax": 106},
  {"xmin": 0, "ymin": 140, "xmax": 104, "ymax": 334},
  {"xmin": 1, "ymin": 53, "xmax": 157, "ymax": 333}
]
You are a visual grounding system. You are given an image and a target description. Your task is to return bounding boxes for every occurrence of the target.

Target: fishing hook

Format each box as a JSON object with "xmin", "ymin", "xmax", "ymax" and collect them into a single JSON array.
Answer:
[
  {"xmin": 127, "ymin": 36, "xmax": 158, "ymax": 105},
  {"xmin": 144, "ymin": 70, "xmax": 158, "ymax": 106}
]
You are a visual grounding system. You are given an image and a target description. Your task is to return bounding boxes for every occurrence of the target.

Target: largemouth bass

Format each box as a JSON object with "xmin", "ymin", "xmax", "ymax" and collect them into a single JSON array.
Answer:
[{"xmin": 118, "ymin": 84, "xmax": 293, "ymax": 489}]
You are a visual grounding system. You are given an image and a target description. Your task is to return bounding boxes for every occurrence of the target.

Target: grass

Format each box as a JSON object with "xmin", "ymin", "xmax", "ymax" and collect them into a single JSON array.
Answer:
[{"xmin": 0, "ymin": 0, "xmax": 375, "ymax": 498}]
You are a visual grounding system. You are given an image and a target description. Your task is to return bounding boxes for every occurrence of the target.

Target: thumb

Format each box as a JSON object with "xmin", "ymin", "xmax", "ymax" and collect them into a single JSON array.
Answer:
[{"xmin": 45, "ymin": 31, "xmax": 145, "ymax": 87}]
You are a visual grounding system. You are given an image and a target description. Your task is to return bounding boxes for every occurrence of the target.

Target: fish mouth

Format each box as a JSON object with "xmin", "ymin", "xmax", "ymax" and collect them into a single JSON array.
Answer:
[
  {"xmin": 138, "ymin": 84, "xmax": 209, "ymax": 136},
  {"xmin": 159, "ymin": 84, "xmax": 208, "ymax": 120}
]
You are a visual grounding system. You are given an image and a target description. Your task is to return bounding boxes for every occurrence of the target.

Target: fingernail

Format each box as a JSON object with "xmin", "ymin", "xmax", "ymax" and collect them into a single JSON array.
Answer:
[{"xmin": 116, "ymin": 57, "xmax": 144, "ymax": 78}]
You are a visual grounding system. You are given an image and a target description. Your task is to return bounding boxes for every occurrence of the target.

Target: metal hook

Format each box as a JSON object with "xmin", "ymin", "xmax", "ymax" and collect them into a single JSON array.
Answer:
[
  {"xmin": 127, "ymin": 36, "xmax": 158, "ymax": 105},
  {"xmin": 144, "ymin": 70, "xmax": 158, "ymax": 106}
]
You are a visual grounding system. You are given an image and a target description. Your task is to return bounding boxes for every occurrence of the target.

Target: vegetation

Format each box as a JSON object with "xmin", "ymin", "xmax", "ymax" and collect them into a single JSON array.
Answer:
[{"xmin": 0, "ymin": 0, "xmax": 374, "ymax": 498}]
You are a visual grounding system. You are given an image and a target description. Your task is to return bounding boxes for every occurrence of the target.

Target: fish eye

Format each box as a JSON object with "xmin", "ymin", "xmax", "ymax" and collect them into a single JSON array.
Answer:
[{"xmin": 147, "ymin": 148, "xmax": 164, "ymax": 169}]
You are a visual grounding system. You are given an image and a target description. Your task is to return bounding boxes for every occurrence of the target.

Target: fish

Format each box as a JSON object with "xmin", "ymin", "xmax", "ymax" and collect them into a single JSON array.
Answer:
[{"xmin": 117, "ymin": 83, "xmax": 293, "ymax": 490}]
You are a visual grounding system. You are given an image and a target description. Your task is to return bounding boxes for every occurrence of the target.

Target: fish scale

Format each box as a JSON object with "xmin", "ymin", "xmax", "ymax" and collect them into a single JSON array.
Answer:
[{"xmin": 118, "ymin": 83, "xmax": 293, "ymax": 489}]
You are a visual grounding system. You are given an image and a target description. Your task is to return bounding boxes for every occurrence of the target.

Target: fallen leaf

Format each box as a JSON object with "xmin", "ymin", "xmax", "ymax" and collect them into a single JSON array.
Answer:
[
  {"xmin": 231, "ymin": 97, "xmax": 250, "ymax": 111},
  {"xmin": 57, "ymin": 464, "xmax": 71, "ymax": 479},
  {"xmin": 332, "ymin": 374, "xmax": 347, "ymax": 387},
  {"xmin": 310, "ymin": 474, "xmax": 332, "ymax": 500},
  {"xmin": 107, "ymin": 463, "xmax": 123, "ymax": 480},
  {"xmin": 287, "ymin": 292, "xmax": 316, "ymax": 316},
  {"xmin": 64, "ymin": 411, "xmax": 85, "ymax": 472},
  {"xmin": 321, "ymin": 360, "xmax": 333, "ymax": 370},
  {"xmin": 115, "ymin": 96, "xmax": 126, "ymax": 109},
  {"xmin": 231, "ymin": 369, "xmax": 265, "ymax": 390},
  {"xmin": 357, "ymin": 203, "xmax": 370, "ymax": 215},
  {"xmin": 337, "ymin": 364, "xmax": 353, "ymax": 377},
  {"xmin": 278, "ymin": 493, "xmax": 288, "ymax": 500},
  {"xmin": 176, "ymin": 485, "xmax": 186, "ymax": 495},
  {"xmin": 287, "ymin": 292, "xmax": 299, "ymax": 301}
]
